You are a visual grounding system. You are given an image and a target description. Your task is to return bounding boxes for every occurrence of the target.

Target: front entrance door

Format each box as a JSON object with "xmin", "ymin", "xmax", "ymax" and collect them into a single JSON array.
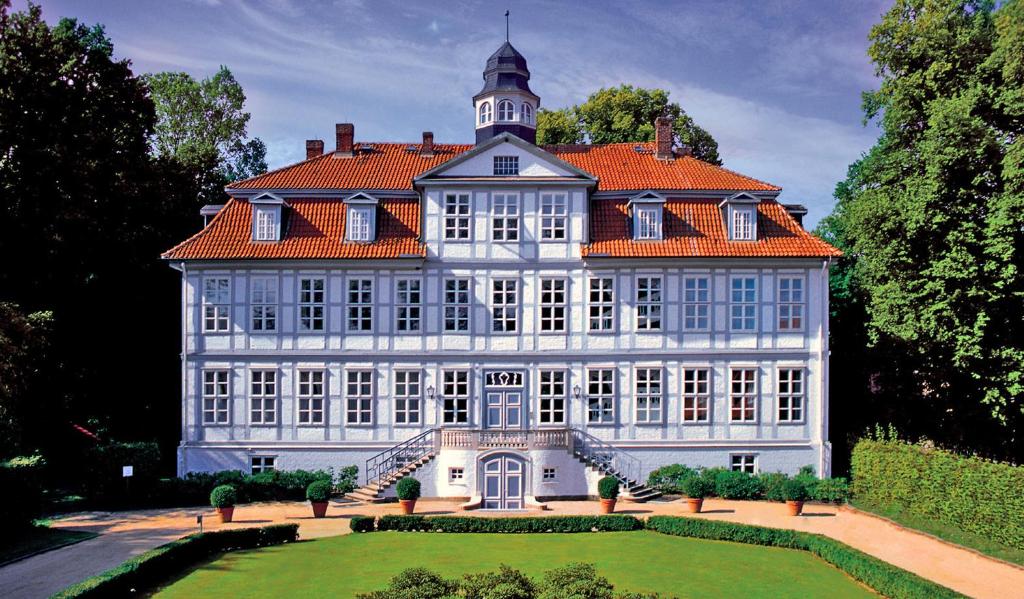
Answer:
[
  {"xmin": 484, "ymin": 370, "xmax": 524, "ymax": 430},
  {"xmin": 482, "ymin": 455, "xmax": 524, "ymax": 510}
]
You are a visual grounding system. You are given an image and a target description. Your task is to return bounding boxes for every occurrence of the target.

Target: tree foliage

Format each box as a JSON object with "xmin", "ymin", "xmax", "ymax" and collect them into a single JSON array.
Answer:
[
  {"xmin": 0, "ymin": 304, "xmax": 57, "ymax": 458},
  {"xmin": 536, "ymin": 84, "xmax": 721, "ymax": 164}
]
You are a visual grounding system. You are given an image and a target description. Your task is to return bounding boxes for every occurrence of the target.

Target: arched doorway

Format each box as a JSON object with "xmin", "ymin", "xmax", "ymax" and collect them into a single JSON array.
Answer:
[{"xmin": 481, "ymin": 453, "xmax": 525, "ymax": 510}]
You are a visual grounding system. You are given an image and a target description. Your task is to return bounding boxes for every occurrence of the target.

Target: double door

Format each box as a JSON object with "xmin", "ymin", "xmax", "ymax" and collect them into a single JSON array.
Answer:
[{"xmin": 482, "ymin": 455, "xmax": 524, "ymax": 510}]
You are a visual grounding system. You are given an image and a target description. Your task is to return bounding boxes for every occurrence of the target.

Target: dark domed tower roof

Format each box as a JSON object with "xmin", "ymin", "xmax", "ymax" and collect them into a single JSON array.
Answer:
[{"xmin": 474, "ymin": 41, "xmax": 538, "ymax": 102}]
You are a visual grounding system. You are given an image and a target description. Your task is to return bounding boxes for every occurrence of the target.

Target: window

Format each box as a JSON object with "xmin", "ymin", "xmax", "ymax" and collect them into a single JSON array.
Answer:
[
  {"xmin": 297, "ymin": 370, "xmax": 325, "ymax": 425},
  {"xmin": 202, "ymin": 370, "xmax": 230, "ymax": 424},
  {"xmin": 588, "ymin": 277, "xmax": 614, "ymax": 331},
  {"xmin": 635, "ymin": 368, "xmax": 663, "ymax": 423},
  {"xmin": 636, "ymin": 206, "xmax": 662, "ymax": 240},
  {"xmin": 778, "ymin": 277, "xmax": 804, "ymax": 330},
  {"xmin": 778, "ymin": 369, "xmax": 805, "ymax": 422},
  {"xmin": 254, "ymin": 207, "xmax": 277, "ymax": 241},
  {"xmin": 346, "ymin": 370, "xmax": 373, "ymax": 425},
  {"xmin": 444, "ymin": 193, "xmax": 471, "ymax": 240},
  {"xmin": 251, "ymin": 456, "xmax": 276, "ymax": 474},
  {"xmin": 347, "ymin": 206, "xmax": 373, "ymax": 242},
  {"xmin": 497, "ymin": 99, "xmax": 515, "ymax": 121},
  {"xmin": 542, "ymin": 467, "xmax": 556, "ymax": 481},
  {"xmin": 444, "ymin": 278, "xmax": 470, "ymax": 332},
  {"xmin": 730, "ymin": 277, "xmax": 757, "ymax": 331},
  {"xmin": 539, "ymin": 278, "xmax": 567, "ymax": 332},
  {"xmin": 683, "ymin": 277, "xmax": 710, "ymax": 330},
  {"xmin": 393, "ymin": 370, "xmax": 421, "ymax": 425},
  {"xmin": 521, "ymin": 102, "xmax": 533, "ymax": 124},
  {"xmin": 203, "ymin": 277, "xmax": 230, "ymax": 333},
  {"xmin": 732, "ymin": 207, "xmax": 755, "ymax": 240},
  {"xmin": 395, "ymin": 280, "xmax": 421, "ymax": 332},
  {"xmin": 298, "ymin": 277, "xmax": 325, "ymax": 332},
  {"xmin": 540, "ymin": 193, "xmax": 567, "ymax": 240},
  {"xmin": 492, "ymin": 279, "xmax": 518, "ymax": 332},
  {"xmin": 250, "ymin": 370, "xmax": 276, "ymax": 425},
  {"xmin": 730, "ymin": 369, "xmax": 757, "ymax": 422},
  {"xmin": 587, "ymin": 369, "xmax": 614, "ymax": 424},
  {"xmin": 479, "ymin": 101, "xmax": 492, "ymax": 124},
  {"xmin": 538, "ymin": 370, "xmax": 566, "ymax": 425},
  {"xmin": 731, "ymin": 454, "xmax": 756, "ymax": 474},
  {"xmin": 493, "ymin": 155, "xmax": 519, "ymax": 176},
  {"xmin": 250, "ymin": 277, "xmax": 277, "ymax": 332},
  {"xmin": 492, "ymin": 193, "xmax": 519, "ymax": 240},
  {"xmin": 636, "ymin": 276, "xmax": 663, "ymax": 331},
  {"xmin": 682, "ymin": 369, "xmax": 710, "ymax": 422},
  {"xmin": 347, "ymin": 279, "xmax": 373, "ymax": 331},
  {"xmin": 449, "ymin": 467, "xmax": 465, "ymax": 482},
  {"xmin": 442, "ymin": 370, "xmax": 469, "ymax": 424}
]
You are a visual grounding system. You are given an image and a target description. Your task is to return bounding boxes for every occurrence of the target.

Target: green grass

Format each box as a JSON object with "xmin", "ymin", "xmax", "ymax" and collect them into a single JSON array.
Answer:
[
  {"xmin": 0, "ymin": 525, "xmax": 97, "ymax": 565},
  {"xmin": 153, "ymin": 531, "xmax": 875, "ymax": 598},
  {"xmin": 853, "ymin": 500, "xmax": 1024, "ymax": 567}
]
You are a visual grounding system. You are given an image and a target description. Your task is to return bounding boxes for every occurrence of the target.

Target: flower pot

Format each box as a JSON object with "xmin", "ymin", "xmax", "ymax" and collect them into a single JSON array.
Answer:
[
  {"xmin": 786, "ymin": 500, "xmax": 804, "ymax": 516},
  {"xmin": 686, "ymin": 498, "xmax": 704, "ymax": 513},
  {"xmin": 216, "ymin": 506, "xmax": 234, "ymax": 523},
  {"xmin": 599, "ymin": 498, "xmax": 616, "ymax": 514},
  {"xmin": 311, "ymin": 501, "xmax": 329, "ymax": 518},
  {"xmin": 399, "ymin": 499, "xmax": 417, "ymax": 515}
]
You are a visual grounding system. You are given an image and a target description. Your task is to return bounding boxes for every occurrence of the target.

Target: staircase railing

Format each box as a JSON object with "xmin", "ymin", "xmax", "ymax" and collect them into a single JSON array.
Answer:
[
  {"xmin": 569, "ymin": 428, "xmax": 642, "ymax": 486},
  {"xmin": 365, "ymin": 428, "xmax": 438, "ymax": 490}
]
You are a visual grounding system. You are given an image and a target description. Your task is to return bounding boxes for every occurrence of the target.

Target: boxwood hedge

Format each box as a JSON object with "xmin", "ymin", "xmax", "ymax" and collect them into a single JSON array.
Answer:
[{"xmin": 373, "ymin": 515, "xmax": 643, "ymax": 533}]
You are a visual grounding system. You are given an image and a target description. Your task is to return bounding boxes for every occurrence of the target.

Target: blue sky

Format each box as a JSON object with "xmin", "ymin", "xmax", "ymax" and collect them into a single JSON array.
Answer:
[{"xmin": 26, "ymin": 0, "xmax": 889, "ymax": 226}]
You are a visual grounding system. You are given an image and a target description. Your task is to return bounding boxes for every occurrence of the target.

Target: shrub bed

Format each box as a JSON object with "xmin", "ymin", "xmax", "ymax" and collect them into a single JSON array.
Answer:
[
  {"xmin": 52, "ymin": 524, "xmax": 299, "ymax": 598},
  {"xmin": 646, "ymin": 516, "xmax": 961, "ymax": 599},
  {"xmin": 647, "ymin": 463, "xmax": 850, "ymax": 503},
  {"xmin": 372, "ymin": 515, "xmax": 643, "ymax": 533},
  {"xmin": 852, "ymin": 437, "xmax": 1024, "ymax": 550}
]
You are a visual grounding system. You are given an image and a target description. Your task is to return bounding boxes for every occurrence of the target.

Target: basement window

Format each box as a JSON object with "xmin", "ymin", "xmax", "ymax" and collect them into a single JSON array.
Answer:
[
  {"xmin": 449, "ymin": 467, "xmax": 465, "ymax": 482},
  {"xmin": 251, "ymin": 456, "xmax": 276, "ymax": 474}
]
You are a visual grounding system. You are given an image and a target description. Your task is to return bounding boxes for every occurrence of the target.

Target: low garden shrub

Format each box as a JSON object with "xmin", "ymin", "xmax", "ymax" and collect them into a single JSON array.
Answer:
[
  {"xmin": 646, "ymin": 464, "xmax": 699, "ymax": 494},
  {"xmin": 395, "ymin": 477, "xmax": 421, "ymax": 501},
  {"xmin": 645, "ymin": 463, "xmax": 850, "ymax": 504},
  {"xmin": 350, "ymin": 515, "xmax": 375, "ymax": 533},
  {"xmin": 782, "ymin": 479, "xmax": 809, "ymax": 502},
  {"xmin": 646, "ymin": 516, "xmax": 960, "ymax": 599},
  {"xmin": 149, "ymin": 466, "xmax": 357, "ymax": 508},
  {"xmin": 306, "ymin": 480, "xmax": 332, "ymax": 503},
  {"xmin": 210, "ymin": 485, "xmax": 237, "ymax": 508},
  {"xmin": 759, "ymin": 472, "xmax": 788, "ymax": 502},
  {"xmin": 52, "ymin": 524, "xmax": 299, "ymax": 598},
  {"xmin": 680, "ymin": 474, "xmax": 714, "ymax": 499},
  {"xmin": 709, "ymin": 468, "xmax": 763, "ymax": 500},
  {"xmin": 0, "ymin": 453, "xmax": 46, "ymax": 530},
  {"xmin": 812, "ymin": 476, "xmax": 850, "ymax": 503},
  {"xmin": 373, "ymin": 515, "xmax": 643, "ymax": 533},
  {"xmin": 598, "ymin": 476, "xmax": 620, "ymax": 499}
]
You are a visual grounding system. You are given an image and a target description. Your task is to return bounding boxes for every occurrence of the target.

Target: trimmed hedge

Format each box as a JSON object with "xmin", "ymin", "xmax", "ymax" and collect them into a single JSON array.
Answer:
[
  {"xmin": 52, "ymin": 524, "xmax": 299, "ymax": 598},
  {"xmin": 373, "ymin": 515, "xmax": 643, "ymax": 533},
  {"xmin": 852, "ymin": 438, "xmax": 1024, "ymax": 550},
  {"xmin": 646, "ymin": 516, "xmax": 962, "ymax": 599},
  {"xmin": 350, "ymin": 515, "xmax": 376, "ymax": 533}
]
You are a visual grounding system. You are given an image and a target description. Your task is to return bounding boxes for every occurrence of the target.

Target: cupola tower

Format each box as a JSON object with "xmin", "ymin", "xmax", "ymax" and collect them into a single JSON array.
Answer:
[{"xmin": 473, "ymin": 40, "xmax": 539, "ymax": 145}]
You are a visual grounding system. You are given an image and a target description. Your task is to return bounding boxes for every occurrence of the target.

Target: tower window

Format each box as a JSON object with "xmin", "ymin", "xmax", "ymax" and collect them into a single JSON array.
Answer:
[
  {"xmin": 520, "ymin": 102, "xmax": 533, "ymax": 124},
  {"xmin": 479, "ymin": 101, "xmax": 492, "ymax": 124},
  {"xmin": 493, "ymin": 156, "xmax": 519, "ymax": 176},
  {"xmin": 497, "ymin": 99, "xmax": 515, "ymax": 121}
]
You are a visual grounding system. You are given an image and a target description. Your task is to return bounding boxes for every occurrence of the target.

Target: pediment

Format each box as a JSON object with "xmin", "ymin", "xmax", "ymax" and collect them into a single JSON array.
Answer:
[{"xmin": 414, "ymin": 133, "xmax": 596, "ymax": 182}]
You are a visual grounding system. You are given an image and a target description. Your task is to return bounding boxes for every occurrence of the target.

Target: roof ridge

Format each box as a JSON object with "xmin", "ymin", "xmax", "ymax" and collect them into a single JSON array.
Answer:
[
  {"xmin": 226, "ymin": 152, "xmax": 334, "ymax": 189},
  {"xmin": 680, "ymin": 155, "xmax": 780, "ymax": 191}
]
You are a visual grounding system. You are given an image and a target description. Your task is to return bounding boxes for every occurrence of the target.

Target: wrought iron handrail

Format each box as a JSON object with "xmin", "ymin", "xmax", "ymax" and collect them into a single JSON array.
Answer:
[
  {"xmin": 365, "ymin": 428, "xmax": 438, "ymax": 490},
  {"xmin": 569, "ymin": 428, "xmax": 642, "ymax": 486}
]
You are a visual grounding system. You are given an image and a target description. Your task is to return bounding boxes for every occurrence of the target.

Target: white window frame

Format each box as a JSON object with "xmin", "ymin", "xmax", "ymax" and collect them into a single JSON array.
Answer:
[
  {"xmin": 202, "ymin": 277, "xmax": 231, "ymax": 333},
  {"xmin": 730, "ymin": 454, "xmax": 757, "ymax": 474},
  {"xmin": 635, "ymin": 206, "xmax": 662, "ymax": 240},
  {"xmin": 730, "ymin": 276, "xmax": 757, "ymax": 331},
  {"xmin": 251, "ymin": 456, "xmax": 277, "ymax": 474},
  {"xmin": 345, "ymin": 370, "xmax": 374, "ymax": 425},
  {"xmin": 347, "ymin": 278, "xmax": 373, "ymax": 332},
  {"xmin": 449, "ymin": 467, "xmax": 465, "ymax": 482},
  {"xmin": 540, "ymin": 193, "xmax": 567, "ymax": 241},
  {"xmin": 636, "ymin": 276, "xmax": 663, "ymax": 331},
  {"xmin": 542, "ymin": 467, "xmax": 557, "ymax": 482},
  {"xmin": 395, "ymin": 279, "xmax": 422, "ymax": 332},
  {"xmin": 202, "ymin": 369, "xmax": 230, "ymax": 425},
  {"xmin": 393, "ymin": 370, "xmax": 422, "ymax": 426},
  {"xmin": 297, "ymin": 369, "xmax": 325, "ymax": 426},
  {"xmin": 497, "ymin": 99, "xmax": 515, "ymax": 121},
  {"xmin": 493, "ymin": 156, "xmax": 519, "ymax": 176},
  {"xmin": 491, "ymin": 279, "xmax": 518, "ymax": 333},
  {"xmin": 777, "ymin": 368, "xmax": 805, "ymax": 423},
  {"xmin": 479, "ymin": 101, "xmax": 492, "ymax": 124},
  {"xmin": 249, "ymin": 369, "xmax": 277, "ymax": 425},
  {"xmin": 586, "ymin": 368, "xmax": 615, "ymax": 424},
  {"xmin": 730, "ymin": 368, "xmax": 758, "ymax": 422},
  {"xmin": 492, "ymin": 193, "xmax": 520, "ymax": 241},
  {"xmin": 520, "ymin": 102, "xmax": 533, "ymax": 124},
  {"xmin": 539, "ymin": 278, "xmax": 567, "ymax": 333},
  {"xmin": 587, "ymin": 277, "xmax": 615, "ymax": 332},
  {"xmin": 442, "ymin": 369, "xmax": 470, "ymax": 425},
  {"xmin": 683, "ymin": 276, "xmax": 711, "ymax": 331},
  {"xmin": 444, "ymin": 278, "xmax": 470, "ymax": 332},
  {"xmin": 444, "ymin": 193, "xmax": 471, "ymax": 241},
  {"xmin": 250, "ymin": 276, "xmax": 278, "ymax": 332},
  {"xmin": 731, "ymin": 206, "xmax": 755, "ymax": 241},
  {"xmin": 634, "ymin": 367, "xmax": 663, "ymax": 424},
  {"xmin": 298, "ymin": 277, "xmax": 325, "ymax": 332},
  {"xmin": 538, "ymin": 369, "xmax": 566, "ymax": 425},
  {"xmin": 254, "ymin": 207, "xmax": 278, "ymax": 241},
  {"xmin": 682, "ymin": 368, "xmax": 711, "ymax": 423},
  {"xmin": 778, "ymin": 276, "xmax": 805, "ymax": 331},
  {"xmin": 346, "ymin": 205, "xmax": 374, "ymax": 242}
]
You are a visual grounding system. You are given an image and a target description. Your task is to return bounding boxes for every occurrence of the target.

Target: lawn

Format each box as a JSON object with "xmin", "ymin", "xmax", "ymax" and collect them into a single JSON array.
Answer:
[
  {"xmin": 153, "ymin": 531, "xmax": 875, "ymax": 598},
  {"xmin": 0, "ymin": 525, "xmax": 97, "ymax": 566}
]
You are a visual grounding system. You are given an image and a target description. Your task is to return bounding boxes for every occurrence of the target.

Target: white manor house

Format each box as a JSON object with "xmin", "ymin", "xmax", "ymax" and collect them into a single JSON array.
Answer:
[{"xmin": 164, "ymin": 41, "xmax": 841, "ymax": 509}]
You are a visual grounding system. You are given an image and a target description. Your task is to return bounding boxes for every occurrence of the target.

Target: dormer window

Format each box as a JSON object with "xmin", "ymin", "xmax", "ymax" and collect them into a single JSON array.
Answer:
[
  {"xmin": 520, "ymin": 102, "xmax": 533, "ymax": 124},
  {"xmin": 493, "ymin": 155, "xmax": 519, "ymax": 176},
  {"xmin": 731, "ymin": 207, "xmax": 755, "ymax": 240},
  {"xmin": 479, "ymin": 102, "xmax": 492, "ymax": 124},
  {"xmin": 250, "ymin": 192, "xmax": 286, "ymax": 242},
  {"xmin": 628, "ymin": 191, "xmax": 666, "ymax": 241},
  {"xmin": 344, "ymin": 192, "xmax": 379, "ymax": 242},
  {"xmin": 720, "ymin": 193, "xmax": 760, "ymax": 241},
  {"xmin": 497, "ymin": 99, "xmax": 515, "ymax": 121}
]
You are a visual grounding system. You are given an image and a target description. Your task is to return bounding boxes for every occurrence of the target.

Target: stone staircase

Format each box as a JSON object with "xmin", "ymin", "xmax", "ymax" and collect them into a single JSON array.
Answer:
[
  {"xmin": 568, "ymin": 429, "xmax": 662, "ymax": 503},
  {"xmin": 345, "ymin": 428, "xmax": 437, "ymax": 503}
]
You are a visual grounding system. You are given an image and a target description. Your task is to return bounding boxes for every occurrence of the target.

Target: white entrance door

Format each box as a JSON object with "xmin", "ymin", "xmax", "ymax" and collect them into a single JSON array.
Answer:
[
  {"xmin": 482, "ymin": 455, "xmax": 524, "ymax": 510},
  {"xmin": 485, "ymin": 391, "xmax": 522, "ymax": 429}
]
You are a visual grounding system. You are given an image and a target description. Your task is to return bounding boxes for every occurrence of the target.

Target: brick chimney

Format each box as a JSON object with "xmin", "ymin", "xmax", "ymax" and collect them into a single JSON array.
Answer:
[
  {"xmin": 420, "ymin": 131, "xmax": 435, "ymax": 157},
  {"xmin": 305, "ymin": 139, "xmax": 324, "ymax": 160},
  {"xmin": 335, "ymin": 123, "xmax": 354, "ymax": 157},
  {"xmin": 655, "ymin": 116, "xmax": 674, "ymax": 161}
]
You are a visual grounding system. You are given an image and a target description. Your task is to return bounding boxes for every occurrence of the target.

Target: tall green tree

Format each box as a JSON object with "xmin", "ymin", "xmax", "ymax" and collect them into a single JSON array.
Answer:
[
  {"xmin": 819, "ymin": 0, "xmax": 1024, "ymax": 457},
  {"xmin": 536, "ymin": 84, "xmax": 721, "ymax": 165},
  {"xmin": 0, "ymin": 304, "xmax": 58, "ymax": 458}
]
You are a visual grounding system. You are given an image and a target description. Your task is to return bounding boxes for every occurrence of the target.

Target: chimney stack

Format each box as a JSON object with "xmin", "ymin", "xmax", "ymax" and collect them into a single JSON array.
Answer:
[
  {"xmin": 420, "ymin": 131, "xmax": 435, "ymax": 157},
  {"xmin": 305, "ymin": 139, "xmax": 324, "ymax": 160},
  {"xmin": 655, "ymin": 116, "xmax": 674, "ymax": 161},
  {"xmin": 335, "ymin": 123, "xmax": 354, "ymax": 157}
]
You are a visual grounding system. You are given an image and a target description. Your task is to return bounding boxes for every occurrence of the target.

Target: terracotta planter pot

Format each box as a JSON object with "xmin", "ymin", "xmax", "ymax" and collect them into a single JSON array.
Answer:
[
  {"xmin": 686, "ymin": 498, "xmax": 704, "ymax": 513},
  {"xmin": 786, "ymin": 500, "xmax": 804, "ymax": 516},
  {"xmin": 399, "ymin": 499, "xmax": 417, "ymax": 514},
  {"xmin": 311, "ymin": 501, "xmax": 329, "ymax": 518},
  {"xmin": 216, "ymin": 506, "xmax": 234, "ymax": 523},
  {"xmin": 599, "ymin": 498, "xmax": 617, "ymax": 514}
]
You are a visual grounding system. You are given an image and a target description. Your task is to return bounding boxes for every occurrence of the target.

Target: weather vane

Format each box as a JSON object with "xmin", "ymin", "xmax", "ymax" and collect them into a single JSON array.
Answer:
[{"xmin": 505, "ymin": 10, "xmax": 510, "ymax": 42}]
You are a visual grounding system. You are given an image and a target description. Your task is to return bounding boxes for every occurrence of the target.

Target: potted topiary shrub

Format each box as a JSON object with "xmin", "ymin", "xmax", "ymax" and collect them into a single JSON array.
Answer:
[
  {"xmin": 782, "ymin": 478, "xmax": 809, "ymax": 516},
  {"xmin": 681, "ymin": 475, "xmax": 714, "ymax": 513},
  {"xmin": 597, "ymin": 476, "xmax": 620, "ymax": 514},
  {"xmin": 210, "ymin": 484, "xmax": 237, "ymax": 523},
  {"xmin": 306, "ymin": 480, "xmax": 333, "ymax": 518},
  {"xmin": 395, "ymin": 477, "xmax": 421, "ymax": 514}
]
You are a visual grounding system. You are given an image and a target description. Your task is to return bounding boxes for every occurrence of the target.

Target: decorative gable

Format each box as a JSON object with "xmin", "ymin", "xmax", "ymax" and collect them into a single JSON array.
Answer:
[
  {"xmin": 719, "ymin": 193, "xmax": 760, "ymax": 241},
  {"xmin": 414, "ymin": 133, "xmax": 596, "ymax": 182},
  {"xmin": 344, "ymin": 192, "xmax": 379, "ymax": 242},
  {"xmin": 250, "ymin": 193, "xmax": 286, "ymax": 242}
]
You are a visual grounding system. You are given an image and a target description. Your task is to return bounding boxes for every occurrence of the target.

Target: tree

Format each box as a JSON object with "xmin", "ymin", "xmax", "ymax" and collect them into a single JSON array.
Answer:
[
  {"xmin": 819, "ymin": 0, "xmax": 1024, "ymax": 458},
  {"xmin": 0, "ymin": 304, "xmax": 57, "ymax": 458},
  {"xmin": 536, "ymin": 84, "xmax": 721, "ymax": 164},
  {"xmin": 146, "ymin": 66, "xmax": 267, "ymax": 185}
]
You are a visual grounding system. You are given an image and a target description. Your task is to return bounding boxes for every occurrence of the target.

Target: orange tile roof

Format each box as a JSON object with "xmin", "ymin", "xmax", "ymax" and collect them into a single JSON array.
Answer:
[
  {"xmin": 162, "ymin": 197, "xmax": 424, "ymax": 260},
  {"xmin": 583, "ymin": 199, "xmax": 841, "ymax": 258}
]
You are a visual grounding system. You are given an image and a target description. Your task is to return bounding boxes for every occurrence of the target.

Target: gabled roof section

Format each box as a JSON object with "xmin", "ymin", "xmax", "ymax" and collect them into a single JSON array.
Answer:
[
  {"xmin": 250, "ymin": 191, "xmax": 286, "ymax": 205},
  {"xmin": 414, "ymin": 133, "xmax": 596, "ymax": 183}
]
